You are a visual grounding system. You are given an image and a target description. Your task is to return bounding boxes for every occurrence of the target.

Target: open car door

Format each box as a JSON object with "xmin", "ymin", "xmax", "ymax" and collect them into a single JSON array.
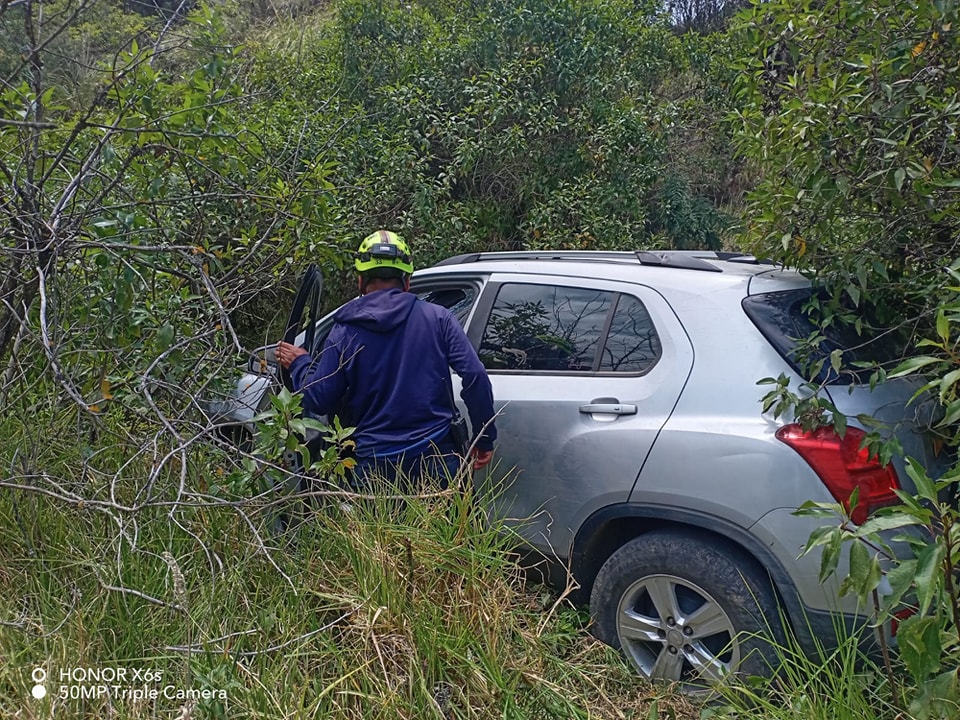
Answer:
[
  {"xmin": 273, "ymin": 263, "xmax": 325, "ymax": 532},
  {"xmin": 279, "ymin": 263, "xmax": 322, "ymax": 391}
]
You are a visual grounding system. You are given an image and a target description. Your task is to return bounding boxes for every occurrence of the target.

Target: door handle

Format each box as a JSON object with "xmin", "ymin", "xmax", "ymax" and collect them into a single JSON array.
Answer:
[{"xmin": 579, "ymin": 402, "xmax": 637, "ymax": 416}]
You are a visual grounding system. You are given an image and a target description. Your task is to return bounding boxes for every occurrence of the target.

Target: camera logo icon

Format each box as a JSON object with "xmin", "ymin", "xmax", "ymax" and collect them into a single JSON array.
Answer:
[{"xmin": 31, "ymin": 668, "xmax": 47, "ymax": 700}]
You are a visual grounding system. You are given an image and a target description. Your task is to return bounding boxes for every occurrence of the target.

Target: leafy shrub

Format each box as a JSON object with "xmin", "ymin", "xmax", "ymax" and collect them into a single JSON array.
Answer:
[{"xmin": 248, "ymin": 0, "xmax": 733, "ymax": 268}]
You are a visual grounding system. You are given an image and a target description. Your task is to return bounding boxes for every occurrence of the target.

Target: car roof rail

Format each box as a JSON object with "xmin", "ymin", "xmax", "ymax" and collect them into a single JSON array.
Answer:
[
  {"xmin": 432, "ymin": 250, "xmax": 633, "ymax": 266},
  {"xmin": 431, "ymin": 249, "xmax": 772, "ymax": 271}
]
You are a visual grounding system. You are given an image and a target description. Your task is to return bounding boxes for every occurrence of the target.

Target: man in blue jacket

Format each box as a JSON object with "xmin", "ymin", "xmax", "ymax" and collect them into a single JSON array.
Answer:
[{"xmin": 276, "ymin": 230, "xmax": 496, "ymax": 489}]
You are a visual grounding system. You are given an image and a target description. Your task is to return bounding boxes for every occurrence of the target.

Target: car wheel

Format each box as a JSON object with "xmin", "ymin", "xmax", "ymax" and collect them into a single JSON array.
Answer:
[{"xmin": 589, "ymin": 530, "xmax": 781, "ymax": 691}]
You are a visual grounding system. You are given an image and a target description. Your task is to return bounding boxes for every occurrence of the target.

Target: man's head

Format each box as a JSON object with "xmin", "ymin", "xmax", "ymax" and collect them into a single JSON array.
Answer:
[{"xmin": 354, "ymin": 230, "xmax": 413, "ymax": 294}]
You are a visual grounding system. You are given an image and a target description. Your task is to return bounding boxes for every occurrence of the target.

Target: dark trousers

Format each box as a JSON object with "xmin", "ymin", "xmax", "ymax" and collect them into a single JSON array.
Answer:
[{"xmin": 352, "ymin": 446, "xmax": 463, "ymax": 492}]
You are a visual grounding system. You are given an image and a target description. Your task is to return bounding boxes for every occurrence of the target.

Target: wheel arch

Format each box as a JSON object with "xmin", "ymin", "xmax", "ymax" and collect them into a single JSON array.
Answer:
[{"xmin": 570, "ymin": 504, "xmax": 808, "ymax": 643}]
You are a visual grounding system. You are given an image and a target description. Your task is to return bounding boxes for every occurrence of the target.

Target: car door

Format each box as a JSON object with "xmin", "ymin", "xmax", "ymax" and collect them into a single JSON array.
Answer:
[
  {"xmin": 467, "ymin": 274, "xmax": 694, "ymax": 559},
  {"xmin": 279, "ymin": 263, "xmax": 322, "ymax": 391}
]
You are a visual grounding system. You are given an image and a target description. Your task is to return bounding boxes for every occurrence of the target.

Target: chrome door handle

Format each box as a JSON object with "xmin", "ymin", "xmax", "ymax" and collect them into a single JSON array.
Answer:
[{"xmin": 579, "ymin": 403, "xmax": 637, "ymax": 416}]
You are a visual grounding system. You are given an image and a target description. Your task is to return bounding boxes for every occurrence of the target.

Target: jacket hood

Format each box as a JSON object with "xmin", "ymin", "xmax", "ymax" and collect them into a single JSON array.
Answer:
[{"xmin": 334, "ymin": 288, "xmax": 417, "ymax": 333}]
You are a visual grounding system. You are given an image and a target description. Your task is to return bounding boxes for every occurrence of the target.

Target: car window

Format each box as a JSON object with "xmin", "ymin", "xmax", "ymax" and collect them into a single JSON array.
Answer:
[
  {"xmin": 479, "ymin": 283, "xmax": 613, "ymax": 372},
  {"xmin": 599, "ymin": 294, "xmax": 662, "ymax": 373},
  {"xmin": 416, "ymin": 286, "xmax": 476, "ymax": 325},
  {"xmin": 742, "ymin": 289, "xmax": 911, "ymax": 383}
]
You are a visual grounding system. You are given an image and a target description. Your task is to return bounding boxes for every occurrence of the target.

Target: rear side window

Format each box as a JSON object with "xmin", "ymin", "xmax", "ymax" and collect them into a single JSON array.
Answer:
[
  {"xmin": 600, "ymin": 294, "xmax": 662, "ymax": 372},
  {"xmin": 742, "ymin": 289, "xmax": 910, "ymax": 383},
  {"xmin": 479, "ymin": 283, "xmax": 661, "ymax": 374}
]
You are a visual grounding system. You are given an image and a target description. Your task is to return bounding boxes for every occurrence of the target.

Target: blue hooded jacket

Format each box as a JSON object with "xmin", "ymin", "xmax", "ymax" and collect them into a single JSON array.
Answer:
[{"xmin": 289, "ymin": 288, "xmax": 497, "ymax": 458}]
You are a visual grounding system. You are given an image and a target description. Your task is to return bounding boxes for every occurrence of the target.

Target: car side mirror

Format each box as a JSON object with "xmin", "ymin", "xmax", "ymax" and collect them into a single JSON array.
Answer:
[{"xmin": 248, "ymin": 344, "xmax": 278, "ymax": 375}]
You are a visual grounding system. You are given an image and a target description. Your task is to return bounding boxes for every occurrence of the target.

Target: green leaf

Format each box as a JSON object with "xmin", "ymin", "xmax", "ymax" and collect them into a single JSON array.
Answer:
[
  {"xmin": 894, "ymin": 167, "xmax": 906, "ymax": 191},
  {"xmin": 892, "ymin": 487, "xmax": 930, "ymax": 516},
  {"xmin": 907, "ymin": 669, "xmax": 960, "ymax": 719},
  {"xmin": 250, "ymin": 410, "xmax": 277, "ymax": 423},
  {"xmin": 855, "ymin": 263, "xmax": 867, "ymax": 289},
  {"xmin": 930, "ymin": 177, "xmax": 960, "ymax": 188},
  {"xmin": 847, "ymin": 485, "xmax": 860, "ymax": 517},
  {"xmin": 846, "ymin": 283, "xmax": 860, "ymax": 305},
  {"xmin": 832, "ymin": 411, "xmax": 847, "ymax": 437},
  {"xmin": 845, "ymin": 540, "xmax": 877, "ymax": 598},
  {"xmin": 829, "ymin": 348, "xmax": 843, "ymax": 376},
  {"xmin": 819, "ymin": 530, "xmax": 842, "ymax": 583},
  {"xmin": 301, "ymin": 418, "xmax": 332, "ymax": 433},
  {"xmin": 937, "ymin": 398, "xmax": 960, "ymax": 427},
  {"xmin": 904, "ymin": 457, "xmax": 938, "ymax": 504},
  {"xmin": 761, "ymin": 391, "xmax": 778, "ymax": 413},
  {"xmin": 800, "ymin": 524, "xmax": 838, "ymax": 556},
  {"xmin": 883, "ymin": 558, "xmax": 917, "ymax": 609},
  {"xmin": 156, "ymin": 324, "xmax": 174, "ymax": 351},
  {"xmin": 793, "ymin": 500, "xmax": 842, "ymax": 519},
  {"xmin": 864, "ymin": 553, "xmax": 882, "ymax": 596},
  {"xmin": 897, "ymin": 615, "xmax": 942, "ymax": 683},
  {"xmin": 936, "ymin": 311, "xmax": 949, "ymax": 342},
  {"xmin": 856, "ymin": 512, "xmax": 918, "ymax": 536},
  {"xmin": 938, "ymin": 368, "xmax": 960, "ymax": 403},
  {"xmin": 887, "ymin": 356, "xmax": 940, "ymax": 378},
  {"xmin": 914, "ymin": 541, "xmax": 945, "ymax": 615},
  {"xmin": 280, "ymin": 387, "xmax": 296, "ymax": 404},
  {"xmin": 908, "ymin": 379, "xmax": 938, "ymax": 405}
]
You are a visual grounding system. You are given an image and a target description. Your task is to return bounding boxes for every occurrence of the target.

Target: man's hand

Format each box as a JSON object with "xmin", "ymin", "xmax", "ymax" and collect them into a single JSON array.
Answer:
[
  {"xmin": 276, "ymin": 341, "xmax": 308, "ymax": 369},
  {"xmin": 471, "ymin": 448, "xmax": 494, "ymax": 471}
]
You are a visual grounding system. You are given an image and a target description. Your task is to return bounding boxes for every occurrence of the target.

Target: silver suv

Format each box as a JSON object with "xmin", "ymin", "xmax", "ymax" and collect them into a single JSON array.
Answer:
[{"xmin": 214, "ymin": 250, "xmax": 944, "ymax": 689}]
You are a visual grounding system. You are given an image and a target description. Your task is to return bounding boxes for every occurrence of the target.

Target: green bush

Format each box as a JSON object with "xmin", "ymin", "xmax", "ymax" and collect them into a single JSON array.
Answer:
[
  {"xmin": 247, "ymin": 0, "xmax": 732, "ymax": 267},
  {"xmin": 730, "ymin": 1, "xmax": 960, "ymax": 715}
]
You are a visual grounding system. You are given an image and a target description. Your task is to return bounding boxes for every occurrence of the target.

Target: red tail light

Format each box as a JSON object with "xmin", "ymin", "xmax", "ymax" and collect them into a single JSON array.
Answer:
[
  {"xmin": 890, "ymin": 607, "xmax": 916, "ymax": 637},
  {"xmin": 776, "ymin": 424, "xmax": 900, "ymax": 524}
]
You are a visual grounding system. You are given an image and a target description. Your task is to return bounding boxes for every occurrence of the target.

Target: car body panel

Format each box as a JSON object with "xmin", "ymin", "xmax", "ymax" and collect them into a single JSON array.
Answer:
[
  {"xmin": 748, "ymin": 506, "xmax": 857, "ymax": 612},
  {"xmin": 627, "ymin": 274, "xmax": 830, "ymax": 527},
  {"xmin": 464, "ymin": 271, "xmax": 694, "ymax": 558}
]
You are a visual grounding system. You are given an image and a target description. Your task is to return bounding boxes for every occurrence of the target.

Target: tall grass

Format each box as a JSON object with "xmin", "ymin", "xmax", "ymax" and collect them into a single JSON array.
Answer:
[
  {"xmin": 0, "ymin": 409, "xmax": 695, "ymax": 719},
  {"xmin": 704, "ymin": 614, "xmax": 899, "ymax": 720},
  {"xmin": 2, "ymin": 402, "xmax": 924, "ymax": 720}
]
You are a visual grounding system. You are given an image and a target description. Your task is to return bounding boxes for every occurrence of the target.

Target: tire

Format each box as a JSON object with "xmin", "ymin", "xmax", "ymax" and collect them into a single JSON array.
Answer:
[{"xmin": 589, "ymin": 530, "xmax": 782, "ymax": 691}]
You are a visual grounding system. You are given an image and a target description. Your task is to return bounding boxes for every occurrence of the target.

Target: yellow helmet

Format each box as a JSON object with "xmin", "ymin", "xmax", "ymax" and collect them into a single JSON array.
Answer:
[{"xmin": 353, "ymin": 230, "xmax": 413, "ymax": 275}]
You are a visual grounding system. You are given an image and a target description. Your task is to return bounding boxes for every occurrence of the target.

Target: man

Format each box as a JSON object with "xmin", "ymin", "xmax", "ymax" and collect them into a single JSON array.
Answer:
[{"xmin": 276, "ymin": 230, "xmax": 496, "ymax": 489}]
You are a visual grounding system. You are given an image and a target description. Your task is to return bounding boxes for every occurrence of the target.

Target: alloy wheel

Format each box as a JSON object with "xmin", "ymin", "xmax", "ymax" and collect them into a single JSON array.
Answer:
[{"xmin": 615, "ymin": 573, "xmax": 738, "ymax": 689}]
